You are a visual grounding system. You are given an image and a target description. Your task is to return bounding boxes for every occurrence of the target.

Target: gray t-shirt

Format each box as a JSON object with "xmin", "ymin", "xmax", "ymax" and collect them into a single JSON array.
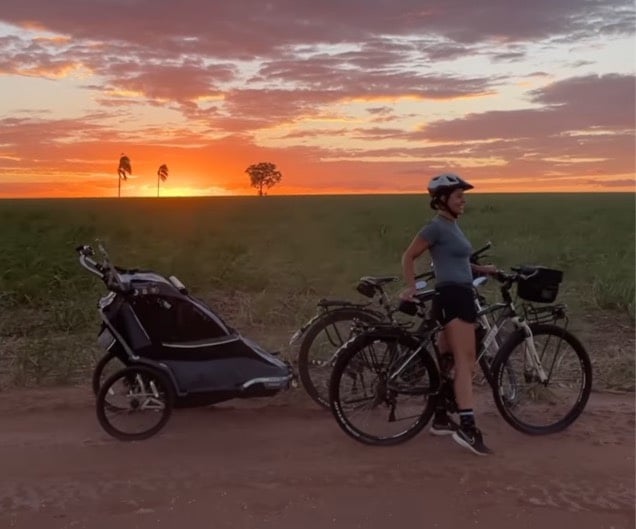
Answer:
[{"xmin": 418, "ymin": 216, "xmax": 473, "ymax": 286}]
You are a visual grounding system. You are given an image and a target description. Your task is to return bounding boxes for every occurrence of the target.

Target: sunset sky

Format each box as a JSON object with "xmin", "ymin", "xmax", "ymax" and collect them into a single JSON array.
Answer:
[{"xmin": 1, "ymin": 1, "xmax": 634, "ymax": 197}]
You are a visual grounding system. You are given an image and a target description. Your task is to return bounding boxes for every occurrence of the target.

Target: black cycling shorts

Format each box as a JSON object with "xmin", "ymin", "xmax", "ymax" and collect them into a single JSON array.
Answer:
[{"xmin": 431, "ymin": 284, "xmax": 477, "ymax": 325}]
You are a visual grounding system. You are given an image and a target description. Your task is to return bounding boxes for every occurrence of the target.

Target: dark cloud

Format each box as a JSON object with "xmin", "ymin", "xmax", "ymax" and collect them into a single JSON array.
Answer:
[
  {"xmin": 367, "ymin": 106, "xmax": 394, "ymax": 115},
  {"xmin": 1, "ymin": 0, "xmax": 632, "ymax": 55},
  {"xmin": 0, "ymin": 116, "xmax": 109, "ymax": 149},
  {"xmin": 594, "ymin": 179, "xmax": 636, "ymax": 188},
  {"xmin": 252, "ymin": 45, "xmax": 495, "ymax": 98},
  {"xmin": 1, "ymin": 2, "xmax": 630, "ymax": 132},
  {"xmin": 350, "ymin": 127, "xmax": 408, "ymax": 140},
  {"xmin": 107, "ymin": 64, "xmax": 231, "ymax": 102},
  {"xmin": 530, "ymin": 73, "xmax": 634, "ymax": 112},
  {"xmin": 0, "ymin": 17, "xmax": 496, "ymax": 131},
  {"xmin": 422, "ymin": 74, "xmax": 635, "ymax": 141},
  {"xmin": 281, "ymin": 128, "xmax": 349, "ymax": 139},
  {"xmin": 490, "ymin": 51, "xmax": 526, "ymax": 62}
]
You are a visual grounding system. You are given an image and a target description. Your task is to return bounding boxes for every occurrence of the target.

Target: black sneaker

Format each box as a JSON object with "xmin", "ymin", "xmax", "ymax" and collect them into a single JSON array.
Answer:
[
  {"xmin": 452, "ymin": 426, "xmax": 493, "ymax": 456},
  {"xmin": 429, "ymin": 414, "xmax": 458, "ymax": 436}
]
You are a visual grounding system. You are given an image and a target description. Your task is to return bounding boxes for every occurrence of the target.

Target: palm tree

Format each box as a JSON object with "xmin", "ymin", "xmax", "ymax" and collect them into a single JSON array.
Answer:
[
  {"xmin": 117, "ymin": 154, "xmax": 132, "ymax": 197},
  {"xmin": 157, "ymin": 164, "xmax": 168, "ymax": 197}
]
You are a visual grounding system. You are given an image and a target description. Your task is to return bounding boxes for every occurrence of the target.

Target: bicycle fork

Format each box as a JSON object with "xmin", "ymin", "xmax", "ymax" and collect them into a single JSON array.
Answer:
[{"xmin": 514, "ymin": 317, "xmax": 549, "ymax": 383}]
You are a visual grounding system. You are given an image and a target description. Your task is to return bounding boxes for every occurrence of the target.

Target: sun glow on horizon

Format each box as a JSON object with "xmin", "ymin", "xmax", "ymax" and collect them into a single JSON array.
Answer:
[
  {"xmin": 0, "ymin": 7, "xmax": 633, "ymax": 198},
  {"xmin": 153, "ymin": 185, "xmax": 238, "ymax": 197}
]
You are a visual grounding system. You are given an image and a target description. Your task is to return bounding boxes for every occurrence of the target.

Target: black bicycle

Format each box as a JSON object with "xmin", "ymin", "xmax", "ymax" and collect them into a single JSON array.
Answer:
[
  {"xmin": 328, "ymin": 265, "xmax": 592, "ymax": 445},
  {"xmin": 291, "ymin": 243, "xmax": 494, "ymax": 409},
  {"xmin": 289, "ymin": 271, "xmax": 434, "ymax": 408}
]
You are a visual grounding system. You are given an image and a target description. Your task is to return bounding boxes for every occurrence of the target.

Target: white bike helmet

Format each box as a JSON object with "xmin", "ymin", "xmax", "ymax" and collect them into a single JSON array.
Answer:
[{"xmin": 427, "ymin": 173, "xmax": 473, "ymax": 196}]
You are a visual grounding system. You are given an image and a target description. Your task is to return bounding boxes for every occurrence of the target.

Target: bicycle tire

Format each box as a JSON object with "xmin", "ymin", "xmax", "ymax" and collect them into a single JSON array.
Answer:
[
  {"xmin": 96, "ymin": 365, "xmax": 174, "ymax": 441},
  {"xmin": 491, "ymin": 323, "xmax": 592, "ymax": 435},
  {"xmin": 297, "ymin": 308, "xmax": 383, "ymax": 408},
  {"xmin": 92, "ymin": 349, "xmax": 128, "ymax": 396},
  {"xmin": 477, "ymin": 354, "xmax": 518, "ymax": 403},
  {"xmin": 329, "ymin": 329, "xmax": 439, "ymax": 446}
]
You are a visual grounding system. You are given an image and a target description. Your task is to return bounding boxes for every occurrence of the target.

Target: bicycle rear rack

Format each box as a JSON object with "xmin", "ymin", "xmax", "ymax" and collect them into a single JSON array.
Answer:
[{"xmin": 523, "ymin": 303, "xmax": 568, "ymax": 326}]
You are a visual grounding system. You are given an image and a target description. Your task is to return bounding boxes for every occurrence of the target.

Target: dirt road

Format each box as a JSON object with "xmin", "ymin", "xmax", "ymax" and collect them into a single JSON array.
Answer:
[{"xmin": 0, "ymin": 386, "xmax": 633, "ymax": 529}]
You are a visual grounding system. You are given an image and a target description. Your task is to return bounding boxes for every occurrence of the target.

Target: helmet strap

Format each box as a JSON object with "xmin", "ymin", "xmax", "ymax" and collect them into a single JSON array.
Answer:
[{"xmin": 438, "ymin": 195, "xmax": 458, "ymax": 219}]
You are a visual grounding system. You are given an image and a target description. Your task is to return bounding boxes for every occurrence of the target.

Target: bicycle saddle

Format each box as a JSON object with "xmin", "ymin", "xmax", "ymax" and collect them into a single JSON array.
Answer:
[
  {"xmin": 413, "ymin": 289, "xmax": 436, "ymax": 302},
  {"xmin": 398, "ymin": 289, "xmax": 436, "ymax": 316}
]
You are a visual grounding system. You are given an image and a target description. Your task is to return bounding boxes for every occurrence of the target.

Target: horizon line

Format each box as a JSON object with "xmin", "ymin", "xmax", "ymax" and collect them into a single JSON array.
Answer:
[{"xmin": 1, "ymin": 190, "xmax": 634, "ymax": 201}]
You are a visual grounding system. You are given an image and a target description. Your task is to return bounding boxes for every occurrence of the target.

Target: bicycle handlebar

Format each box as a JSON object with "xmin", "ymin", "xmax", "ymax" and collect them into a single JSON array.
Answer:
[
  {"xmin": 470, "ymin": 241, "xmax": 492, "ymax": 264},
  {"xmin": 494, "ymin": 267, "xmax": 539, "ymax": 285},
  {"xmin": 76, "ymin": 243, "xmax": 131, "ymax": 294},
  {"xmin": 76, "ymin": 245, "xmax": 104, "ymax": 277}
]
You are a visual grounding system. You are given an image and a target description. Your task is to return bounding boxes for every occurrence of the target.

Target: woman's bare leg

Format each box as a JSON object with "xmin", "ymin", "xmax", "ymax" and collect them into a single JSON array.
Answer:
[{"xmin": 444, "ymin": 318, "xmax": 476, "ymax": 410}]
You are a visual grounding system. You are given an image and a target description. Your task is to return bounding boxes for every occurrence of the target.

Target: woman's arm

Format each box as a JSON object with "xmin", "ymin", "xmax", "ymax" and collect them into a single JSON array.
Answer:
[
  {"xmin": 471, "ymin": 263, "xmax": 497, "ymax": 276},
  {"xmin": 400, "ymin": 234, "xmax": 431, "ymax": 299}
]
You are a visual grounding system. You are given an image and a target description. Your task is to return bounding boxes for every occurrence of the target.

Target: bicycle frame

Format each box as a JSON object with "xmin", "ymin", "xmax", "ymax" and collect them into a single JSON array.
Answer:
[
  {"xmin": 289, "ymin": 269, "xmax": 435, "ymax": 348},
  {"xmin": 414, "ymin": 275, "xmax": 511, "ymax": 386},
  {"xmin": 132, "ymin": 375, "xmax": 166, "ymax": 411},
  {"xmin": 515, "ymin": 318, "xmax": 550, "ymax": 381},
  {"xmin": 478, "ymin": 294, "xmax": 561, "ymax": 395},
  {"xmin": 388, "ymin": 337, "xmax": 434, "ymax": 387},
  {"xmin": 397, "ymin": 277, "xmax": 554, "ymax": 392},
  {"xmin": 475, "ymin": 300, "xmax": 548, "ymax": 387},
  {"xmin": 474, "ymin": 280, "xmax": 510, "ymax": 362}
]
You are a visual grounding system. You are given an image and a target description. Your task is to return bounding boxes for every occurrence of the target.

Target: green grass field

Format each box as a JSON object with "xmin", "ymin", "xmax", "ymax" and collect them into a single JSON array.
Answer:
[{"xmin": 0, "ymin": 193, "xmax": 634, "ymax": 390}]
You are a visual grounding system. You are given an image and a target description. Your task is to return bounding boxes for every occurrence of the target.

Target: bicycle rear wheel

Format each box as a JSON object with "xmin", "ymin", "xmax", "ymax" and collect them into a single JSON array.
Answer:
[
  {"xmin": 491, "ymin": 323, "xmax": 592, "ymax": 435},
  {"xmin": 329, "ymin": 330, "xmax": 439, "ymax": 446},
  {"xmin": 298, "ymin": 308, "xmax": 382, "ymax": 409}
]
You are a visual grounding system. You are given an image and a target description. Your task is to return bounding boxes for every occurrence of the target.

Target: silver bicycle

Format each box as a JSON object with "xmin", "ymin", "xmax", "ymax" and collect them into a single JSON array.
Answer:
[{"xmin": 328, "ymin": 265, "xmax": 592, "ymax": 445}]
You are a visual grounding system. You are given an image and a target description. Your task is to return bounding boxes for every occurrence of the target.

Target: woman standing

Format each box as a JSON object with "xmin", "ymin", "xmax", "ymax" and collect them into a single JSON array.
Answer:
[{"xmin": 400, "ymin": 173, "xmax": 497, "ymax": 456}]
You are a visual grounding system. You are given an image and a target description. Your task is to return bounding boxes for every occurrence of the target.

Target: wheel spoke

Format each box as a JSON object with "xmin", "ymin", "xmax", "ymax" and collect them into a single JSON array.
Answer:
[
  {"xmin": 97, "ymin": 367, "xmax": 173, "ymax": 441},
  {"xmin": 297, "ymin": 310, "xmax": 381, "ymax": 408},
  {"xmin": 494, "ymin": 324, "xmax": 591, "ymax": 434},
  {"xmin": 331, "ymin": 333, "xmax": 438, "ymax": 445}
]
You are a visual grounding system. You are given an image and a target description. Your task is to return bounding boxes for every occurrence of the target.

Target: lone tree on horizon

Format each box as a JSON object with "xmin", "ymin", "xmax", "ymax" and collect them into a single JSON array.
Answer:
[{"xmin": 245, "ymin": 162, "xmax": 282, "ymax": 196}]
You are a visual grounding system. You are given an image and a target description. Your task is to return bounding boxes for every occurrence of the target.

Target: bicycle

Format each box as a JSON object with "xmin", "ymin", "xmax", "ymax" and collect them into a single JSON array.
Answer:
[
  {"xmin": 292, "ymin": 243, "xmax": 495, "ymax": 409},
  {"xmin": 289, "ymin": 271, "xmax": 434, "ymax": 408},
  {"xmin": 328, "ymin": 264, "xmax": 592, "ymax": 446},
  {"xmin": 293, "ymin": 242, "xmax": 497, "ymax": 409}
]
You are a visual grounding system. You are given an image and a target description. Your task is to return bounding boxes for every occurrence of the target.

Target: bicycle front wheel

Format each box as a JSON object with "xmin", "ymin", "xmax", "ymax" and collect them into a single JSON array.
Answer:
[
  {"xmin": 329, "ymin": 330, "xmax": 439, "ymax": 446},
  {"xmin": 298, "ymin": 308, "xmax": 382, "ymax": 409},
  {"xmin": 491, "ymin": 323, "xmax": 592, "ymax": 435}
]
